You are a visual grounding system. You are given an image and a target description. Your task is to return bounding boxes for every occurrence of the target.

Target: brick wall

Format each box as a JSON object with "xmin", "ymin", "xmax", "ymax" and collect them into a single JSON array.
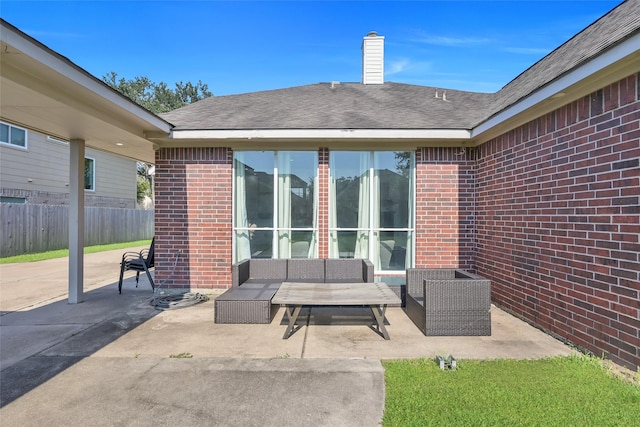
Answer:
[
  {"xmin": 476, "ymin": 74, "xmax": 640, "ymax": 370},
  {"xmin": 414, "ymin": 147, "xmax": 476, "ymax": 270},
  {"xmin": 318, "ymin": 148, "xmax": 329, "ymax": 259},
  {"xmin": 154, "ymin": 147, "xmax": 233, "ymax": 289}
]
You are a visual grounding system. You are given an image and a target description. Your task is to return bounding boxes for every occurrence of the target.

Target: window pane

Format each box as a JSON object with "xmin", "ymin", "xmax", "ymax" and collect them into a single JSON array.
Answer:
[
  {"xmin": 10, "ymin": 127, "xmax": 26, "ymax": 147},
  {"xmin": 378, "ymin": 231, "xmax": 408, "ymax": 270},
  {"xmin": 330, "ymin": 230, "xmax": 370, "ymax": 259},
  {"xmin": 236, "ymin": 152, "xmax": 274, "ymax": 228},
  {"xmin": 280, "ymin": 231, "xmax": 314, "ymax": 258},
  {"xmin": 332, "ymin": 152, "xmax": 369, "ymax": 228},
  {"xmin": 1, "ymin": 196, "xmax": 26, "ymax": 204},
  {"xmin": 248, "ymin": 230, "xmax": 273, "ymax": 258},
  {"xmin": 0, "ymin": 124, "xmax": 8, "ymax": 143},
  {"xmin": 84, "ymin": 158, "xmax": 95, "ymax": 190},
  {"xmin": 278, "ymin": 151, "xmax": 316, "ymax": 228},
  {"xmin": 375, "ymin": 152, "xmax": 411, "ymax": 228}
]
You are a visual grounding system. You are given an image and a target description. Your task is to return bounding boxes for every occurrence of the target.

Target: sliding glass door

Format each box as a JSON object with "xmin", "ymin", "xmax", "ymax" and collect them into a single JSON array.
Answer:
[
  {"xmin": 234, "ymin": 151, "xmax": 317, "ymax": 261},
  {"xmin": 329, "ymin": 151, "xmax": 414, "ymax": 272}
]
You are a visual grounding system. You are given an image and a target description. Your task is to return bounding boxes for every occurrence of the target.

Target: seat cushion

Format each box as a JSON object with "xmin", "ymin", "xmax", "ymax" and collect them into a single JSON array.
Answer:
[
  {"xmin": 216, "ymin": 286, "xmax": 277, "ymax": 302},
  {"xmin": 325, "ymin": 259, "xmax": 365, "ymax": 282},
  {"xmin": 249, "ymin": 259, "xmax": 287, "ymax": 281},
  {"xmin": 287, "ymin": 259, "xmax": 325, "ymax": 281},
  {"xmin": 241, "ymin": 280, "xmax": 283, "ymax": 290}
]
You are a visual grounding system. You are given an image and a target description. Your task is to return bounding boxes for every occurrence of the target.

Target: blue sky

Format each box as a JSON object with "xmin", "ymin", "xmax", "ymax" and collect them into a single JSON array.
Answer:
[{"xmin": 2, "ymin": 1, "xmax": 623, "ymax": 96}]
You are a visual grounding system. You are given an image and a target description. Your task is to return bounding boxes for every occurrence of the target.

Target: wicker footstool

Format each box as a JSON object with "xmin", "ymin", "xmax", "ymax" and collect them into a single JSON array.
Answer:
[{"xmin": 214, "ymin": 285, "xmax": 279, "ymax": 324}]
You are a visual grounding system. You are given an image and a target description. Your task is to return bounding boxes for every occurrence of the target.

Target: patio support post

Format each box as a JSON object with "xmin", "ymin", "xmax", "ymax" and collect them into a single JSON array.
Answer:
[{"xmin": 68, "ymin": 138, "xmax": 85, "ymax": 304}]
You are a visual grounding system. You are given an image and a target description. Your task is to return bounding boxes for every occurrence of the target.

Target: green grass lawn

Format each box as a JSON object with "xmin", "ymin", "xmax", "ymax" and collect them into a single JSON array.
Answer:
[
  {"xmin": 0, "ymin": 240, "xmax": 151, "ymax": 264},
  {"xmin": 383, "ymin": 355, "xmax": 640, "ymax": 426}
]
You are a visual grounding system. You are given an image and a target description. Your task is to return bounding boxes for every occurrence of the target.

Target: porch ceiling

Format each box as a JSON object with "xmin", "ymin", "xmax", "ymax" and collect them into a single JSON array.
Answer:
[{"xmin": 0, "ymin": 21, "xmax": 171, "ymax": 164}]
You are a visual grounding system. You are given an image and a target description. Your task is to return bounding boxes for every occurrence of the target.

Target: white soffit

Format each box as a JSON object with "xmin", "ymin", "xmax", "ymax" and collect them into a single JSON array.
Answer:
[
  {"xmin": 1, "ymin": 22, "xmax": 170, "ymax": 130},
  {"xmin": 169, "ymin": 128, "xmax": 472, "ymax": 141},
  {"xmin": 1, "ymin": 20, "xmax": 171, "ymax": 163}
]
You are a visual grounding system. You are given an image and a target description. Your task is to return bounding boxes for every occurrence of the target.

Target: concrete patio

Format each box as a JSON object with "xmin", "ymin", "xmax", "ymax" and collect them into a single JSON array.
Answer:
[{"xmin": 0, "ymin": 246, "xmax": 575, "ymax": 426}]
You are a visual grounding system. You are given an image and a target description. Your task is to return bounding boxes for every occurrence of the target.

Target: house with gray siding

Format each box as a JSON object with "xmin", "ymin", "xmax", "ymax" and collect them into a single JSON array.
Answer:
[{"xmin": 1, "ymin": 126, "xmax": 138, "ymax": 208}]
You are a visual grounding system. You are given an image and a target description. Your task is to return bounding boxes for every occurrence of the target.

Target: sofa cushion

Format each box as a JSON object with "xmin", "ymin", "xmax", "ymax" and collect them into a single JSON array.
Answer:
[
  {"xmin": 216, "ymin": 285, "xmax": 277, "ymax": 301},
  {"xmin": 287, "ymin": 259, "xmax": 325, "ymax": 282},
  {"xmin": 325, "ymin": 258, "xmax": 366, "ymax": 282},
  {"xmin": 249, "ymin": 259, "xmax": 287, "ymax": 281}
]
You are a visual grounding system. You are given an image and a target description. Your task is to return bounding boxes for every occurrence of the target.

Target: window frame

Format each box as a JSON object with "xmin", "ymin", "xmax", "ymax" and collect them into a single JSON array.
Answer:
[
  {"xmin": 84, "ymin": 156, "xmax": 96, "ymax": 192},
  {"xmin": 329, "ymin": 150, "xmax": 415, "ymax": 274},
  {"xmin": 0, "ymin": 121, "xmax": 28, "ymax": 150},
  {"xmin": 233, "ymin": 150, "xmax": 319, "ymax": 261}
]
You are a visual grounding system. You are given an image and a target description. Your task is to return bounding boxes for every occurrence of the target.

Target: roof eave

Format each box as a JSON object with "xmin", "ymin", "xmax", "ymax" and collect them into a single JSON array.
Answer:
[
  {"xmin": 472, "ymin": 32, "xmax": 640, "ymax": 144},
  {"xmin": 1, "ymin": 19, "xmax": 171, "ymax": 163},
  {"xmin": 159, "ymin": 128, "xmax": 472, "ymax": 149}
]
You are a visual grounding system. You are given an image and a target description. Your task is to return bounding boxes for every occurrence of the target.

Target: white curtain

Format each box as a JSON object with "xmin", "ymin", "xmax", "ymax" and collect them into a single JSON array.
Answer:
[
  {"xmin": 308, "ymin": 172, "xmax": 318, "ymax": 258},
  {"xmin": 354, "ymin": 153, "xmax": 370, "ymax": 259},
  {"xmin": 234, "ymin": 154, "xmax": 251, "ymax": 261},
  {"xmin": 328, "ymin": 156, "xmax": 339, "ymax": 258},
  {"xmin": 373, "ymin": 157, "xmax": 383, "ymax": 268},
  {"xmin": 405, "ymin": 161, "xmax": 414, "ymax": 269},
  {"xmin": 277, "ymin": 152, "xmax": 292, "ymax": 258}
]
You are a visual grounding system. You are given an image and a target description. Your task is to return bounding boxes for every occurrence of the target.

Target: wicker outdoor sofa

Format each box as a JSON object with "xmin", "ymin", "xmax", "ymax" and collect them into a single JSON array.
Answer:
[
  {"xmin": 214, "ymin": 258, "xmax": 374, "ymax": 324},
  {"xmin": 405, "ymin": 268, "xmax": 492, "ymax": 336}
]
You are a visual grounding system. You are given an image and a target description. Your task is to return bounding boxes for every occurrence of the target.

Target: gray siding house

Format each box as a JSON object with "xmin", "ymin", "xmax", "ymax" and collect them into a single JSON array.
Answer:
[{"xmin": 1, "ymin": 125, "xmax": 138, "ymax": 208}]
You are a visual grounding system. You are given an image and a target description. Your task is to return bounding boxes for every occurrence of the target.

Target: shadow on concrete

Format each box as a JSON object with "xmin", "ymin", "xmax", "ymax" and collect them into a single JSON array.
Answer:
[{"xmin": 0, "ymin": 280, "xmax": 160, "ymax": 407}]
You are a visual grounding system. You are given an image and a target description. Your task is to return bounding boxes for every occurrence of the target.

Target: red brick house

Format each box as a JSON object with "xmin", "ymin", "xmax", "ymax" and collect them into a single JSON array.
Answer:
[
  {"xmin": 151, "ymin": 2, "xmax": 639, "ymax": 370},
  {"xmin": 3, "ymin": 3, "xmax": 635, "ymax": 370}
]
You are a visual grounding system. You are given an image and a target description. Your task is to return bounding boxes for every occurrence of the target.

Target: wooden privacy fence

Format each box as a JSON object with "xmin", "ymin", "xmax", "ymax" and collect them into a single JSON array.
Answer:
[{"xmin": 1, "ymin": 204, "xmax": 154, "ymax": 257}]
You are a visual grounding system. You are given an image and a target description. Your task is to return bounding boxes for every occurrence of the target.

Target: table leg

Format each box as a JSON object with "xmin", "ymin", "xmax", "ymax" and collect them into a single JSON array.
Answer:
[
  {"xmin": 282, "ymin": 305, "xmax": 303, "ymax": 339},
  {"xmin": 369, "ymin": 304, "xmax": 390, "ymax": 340}
]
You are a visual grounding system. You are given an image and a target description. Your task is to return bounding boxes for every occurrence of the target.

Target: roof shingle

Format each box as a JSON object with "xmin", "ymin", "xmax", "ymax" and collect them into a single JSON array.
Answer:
[{"xmin": 161, "ymin": 82, "xmax": 494, "ymax": 130}]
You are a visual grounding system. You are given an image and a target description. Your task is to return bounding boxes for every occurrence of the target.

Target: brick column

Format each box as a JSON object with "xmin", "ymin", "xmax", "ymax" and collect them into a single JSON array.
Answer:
[
  {"xmin": 155, "ymin": 147, "xmax": 233, "ymax": 289},
  {"xmin": 414, "ymin": 147, "xmax": 476, "ymax": 270},
  {"xmin": 317, "ymin": 148, "xmax": 329, "ymax": 258}
]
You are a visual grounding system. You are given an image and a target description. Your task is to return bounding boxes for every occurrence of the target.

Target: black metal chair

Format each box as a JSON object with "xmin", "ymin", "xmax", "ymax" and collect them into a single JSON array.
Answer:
[{"xmin": 118, "ymin": 237, "xmax": 155, "ymax": 293}]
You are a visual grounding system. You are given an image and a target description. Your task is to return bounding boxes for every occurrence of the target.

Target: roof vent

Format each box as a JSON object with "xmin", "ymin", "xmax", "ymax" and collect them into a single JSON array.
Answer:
[{"xmin": 362, "ymin": 32, "xmax": 384, "ymax": 85}]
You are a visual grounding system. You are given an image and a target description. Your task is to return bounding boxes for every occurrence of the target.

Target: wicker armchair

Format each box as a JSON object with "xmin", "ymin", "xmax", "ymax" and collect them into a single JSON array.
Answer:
[{"xmin": 405, "ymin": 268, "xmax": 491, "ymax": 336}]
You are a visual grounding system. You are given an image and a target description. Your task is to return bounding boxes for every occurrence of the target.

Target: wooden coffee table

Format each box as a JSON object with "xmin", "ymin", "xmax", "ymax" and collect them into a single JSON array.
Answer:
[{"xmin": 272, "ymin": 282, "xmax": 401, "ymax": 339}]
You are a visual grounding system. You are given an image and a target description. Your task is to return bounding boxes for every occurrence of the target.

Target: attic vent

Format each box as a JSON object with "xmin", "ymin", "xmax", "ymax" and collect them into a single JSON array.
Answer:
[
  {"xmin": 362, "ymin": 32, "xmax": 384, "ymax": 85},
  {"xmin": 330, "ymin": 81, "xmax": 340, "ymax": 89}
]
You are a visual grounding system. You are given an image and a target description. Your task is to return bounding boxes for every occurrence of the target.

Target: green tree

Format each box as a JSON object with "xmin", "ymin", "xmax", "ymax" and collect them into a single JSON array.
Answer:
[
  {"xmin": 136, "ymin": 162, "xmax": 152, "ymax": 204},
  {"xmin": 102, "ymin": 71, "xmax": 212, "ymax": 114},
  {"xmin": 103, "ymin": 72, "xmax": 213, "ymax": 205}
]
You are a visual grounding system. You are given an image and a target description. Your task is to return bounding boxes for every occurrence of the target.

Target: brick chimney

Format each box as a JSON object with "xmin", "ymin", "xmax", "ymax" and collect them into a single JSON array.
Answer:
[{"xmin": 362, "ymin": 31, "xmax": 384, "ymax": 85}]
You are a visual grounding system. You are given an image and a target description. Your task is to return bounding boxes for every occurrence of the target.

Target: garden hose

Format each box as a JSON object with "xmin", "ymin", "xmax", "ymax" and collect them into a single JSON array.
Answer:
[
  {"xmin": 150, "ymin": 292, "xmax": 209, "ymax": 310},
  {"xmin": 149, "ymin": 251, "xmax": 210, "ymax": 310}
]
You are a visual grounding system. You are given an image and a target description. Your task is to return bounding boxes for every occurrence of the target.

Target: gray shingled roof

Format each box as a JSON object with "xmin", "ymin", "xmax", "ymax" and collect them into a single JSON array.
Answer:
[
  {"xmin": 490, "ymin": 0, "xmax": 640, "ymax": 117},
  {"xmin": 161, "ymin": 1, "xmax": 638, "ymax": 132},
  {"xmin": 161, "ymin": 82, "xmax": 494, "ymax": 130}
]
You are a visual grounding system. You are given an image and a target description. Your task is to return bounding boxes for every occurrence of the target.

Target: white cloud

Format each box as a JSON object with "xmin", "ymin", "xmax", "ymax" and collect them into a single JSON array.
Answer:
[
  {"xmin": 410, "ymin": 33, "xmax": 491, "ymax": 47},
  {"xmin": 386, "ymin": 58, "xmax": 432, "ymax": 76},
  {"xmin": 503, "ymin": 47, "xmax": 551, "ymax": 55},
  {"xmin": 386, "ymin": 59, "xmax": 410, "ymax": 75}
]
